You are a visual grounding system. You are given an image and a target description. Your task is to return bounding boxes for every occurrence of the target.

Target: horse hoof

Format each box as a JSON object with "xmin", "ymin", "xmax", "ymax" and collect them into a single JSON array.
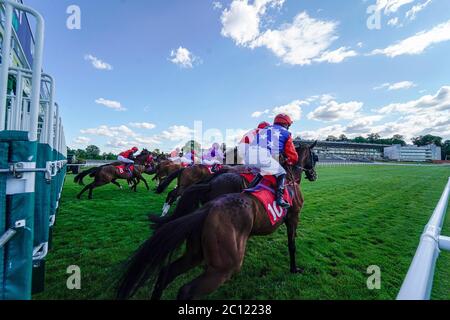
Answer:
[{"xmin": 291, "ymin": 267, "xmax": 305, "ymax": 274}]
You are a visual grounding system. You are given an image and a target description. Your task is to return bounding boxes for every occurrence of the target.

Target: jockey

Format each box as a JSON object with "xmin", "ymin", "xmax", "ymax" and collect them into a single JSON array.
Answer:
[
  {"xmin": 180, "ymin": 149, "xmax": 197, "ymax": 165},
  {"xmin": 118, "ymin": 147, "xmax": 139, "ymax": 174},
  {"xmin": 246, "ymin": 114, "xmax": 298, "ymax": 208},
  {"xmin": 169, "ymin": 147, "xmax": 182, "ymax": 163},
  {"xmin": 202, "ymin": 143, "xmax": 224, "ymax": 166},
  {"xmin": 238, "ymin": 121, "xmax": 271, "ymax": 164}
]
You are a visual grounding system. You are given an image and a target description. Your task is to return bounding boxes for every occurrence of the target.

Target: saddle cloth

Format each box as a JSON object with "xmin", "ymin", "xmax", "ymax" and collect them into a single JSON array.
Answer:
[
  {"xmin": 241, "ymin": 173, "xmax": 293, "ymax": 226},
  {"xmin": 116, "ymin": 165, "xmax": 134, "ymax": 175}
]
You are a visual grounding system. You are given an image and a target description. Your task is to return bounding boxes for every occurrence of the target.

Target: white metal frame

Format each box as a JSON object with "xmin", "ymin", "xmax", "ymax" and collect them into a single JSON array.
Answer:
[
  {"xmin": 397, "ymin": 178, "xmax": 450, "ymax": 300},
  {"xmin": 0, "ymin": 0, "xmax": 44, "ymax": 142}
]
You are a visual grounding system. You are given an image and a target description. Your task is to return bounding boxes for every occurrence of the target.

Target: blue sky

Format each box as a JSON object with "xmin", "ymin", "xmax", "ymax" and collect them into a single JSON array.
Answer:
[{"xmin": 26, "ymin": 0, "xmax": 450, "ymax": 152}]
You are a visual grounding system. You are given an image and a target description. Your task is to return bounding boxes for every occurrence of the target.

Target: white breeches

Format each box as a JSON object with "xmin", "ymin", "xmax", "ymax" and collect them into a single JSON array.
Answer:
[
  {"xmin": 179, "ymin": 157, "xmax": 193, "ymax": 165},
  {"xmin": 118, "ymin": 156, "xmax": 134, "ymax": 164},
  {"xmin": 244, "ymin": 146, "xmax": 285, "ymax": 176},
  {"xmin": 169, "ymin": 157, "xmax": 182, "ymax": 164},
  {"xmin": 202, "ymin": 159, "xmax": 221, "ymax": 166}
]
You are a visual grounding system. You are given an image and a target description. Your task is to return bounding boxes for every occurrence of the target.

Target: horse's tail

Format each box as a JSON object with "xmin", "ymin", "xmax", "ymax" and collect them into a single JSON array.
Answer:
[
  {"xmin": 149, "ymin": 182, "xmax": 211, "ymax": 227},
  {"xmin": 74, "ymin": 167, "xmax": 99, "ymax": 185},
  {"xmin": 116, "ymin": 208, "xmax": 209, "ymax": 300},
  {"xmin": 155, "ymin": 168, "xmax": 184, "ymax": 194}
]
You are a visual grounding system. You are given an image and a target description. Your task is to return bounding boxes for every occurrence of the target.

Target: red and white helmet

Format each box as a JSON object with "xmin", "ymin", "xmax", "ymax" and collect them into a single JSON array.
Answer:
[
  {"xmin": 274, "ymin": 114, "xmax": 293, "ymax": 127},
  {"xmin": 131, "ymin": 147, "xmax": 139, "ymax": 152}
]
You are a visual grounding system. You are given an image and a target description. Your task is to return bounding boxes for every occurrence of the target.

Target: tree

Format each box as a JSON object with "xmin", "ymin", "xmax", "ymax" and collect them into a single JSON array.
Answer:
[
  {"xmin": 182, "ymin": 140, "xmax": 202, "ymax": 154},
  {"xmin": 353, "ymin": 136, "xmax": 368, "ymax": 144},
  {"xmin": 367, "ymin": 133, "xmax": 381, "ymax": 143},
  {"xmin": 338, "ymin": 134, "xmax": 349, "ymax": 142},
  {"xmin": 443, "ymin": 140, "xmax": 450, "ymax": 160},
  {"xmin": 85, "ymin": 145, "xmax": 101, "ymax": 159},
  {"xmin": 412, "ymin": 135, "xmax": 443, "ymax": 147},
  {"xmin": 391, "ymin": 134, "xmax": 406, "ymax": 146}
]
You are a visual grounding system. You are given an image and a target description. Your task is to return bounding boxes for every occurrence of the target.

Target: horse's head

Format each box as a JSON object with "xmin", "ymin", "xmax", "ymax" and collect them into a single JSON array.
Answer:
[{"xmin": 294, "ymin": 141, "xmax": 319, "ymax": 182}]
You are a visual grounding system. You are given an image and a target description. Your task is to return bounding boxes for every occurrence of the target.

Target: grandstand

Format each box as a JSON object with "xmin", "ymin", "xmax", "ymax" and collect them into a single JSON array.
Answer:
[{"xmin": 296, "ymin": 139, "xmax": 388, "ymax": 162}]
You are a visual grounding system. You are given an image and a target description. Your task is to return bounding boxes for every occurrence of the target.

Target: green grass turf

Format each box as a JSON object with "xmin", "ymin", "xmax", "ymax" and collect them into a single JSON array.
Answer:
[{"xmin": 34, "ymin": 165, "xmax": 450, "ymax": 300}]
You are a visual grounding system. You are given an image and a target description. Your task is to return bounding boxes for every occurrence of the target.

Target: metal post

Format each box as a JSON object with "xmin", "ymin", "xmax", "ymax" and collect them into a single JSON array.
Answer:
[
  {"xmin": 54, "ymin": 104, "xmax": 60, "ymax": 150},
  {"xmin": 44, "ymin": 75, "xmax": 55, "ymax": 148},
  {"xmin": 0, "ymin": 2, "xmax": 13, "ymax": 130},
  {"xmin": 12, "ymin": 71, "xmax": 23, "ymax": 130}
]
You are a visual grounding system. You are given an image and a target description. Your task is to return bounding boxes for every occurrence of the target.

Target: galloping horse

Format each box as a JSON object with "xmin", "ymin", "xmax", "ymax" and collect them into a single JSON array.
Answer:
[
  {"xmin": 117, "ymin": 143, "xmax": 318, "ymax": 300},
  {"xmin": 152, "ymin": 160, "xmax": 182, "ymax": 187},
  {"xmin": 149, "ymin": 142, "xmax": 318, "ymax": 228},
  {"xmin": 155, "ymin": 164, "xmax": 217, "ymax": 216},
  {"xmin": 74, "ymin": 150, "xmax": 153, "ymax": 199}
]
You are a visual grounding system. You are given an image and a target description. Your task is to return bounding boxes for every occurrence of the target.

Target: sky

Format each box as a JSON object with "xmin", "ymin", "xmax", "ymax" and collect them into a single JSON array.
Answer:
[{"xmin": 25, "ymin": 0, "xmax": 450, "ymax": 153}]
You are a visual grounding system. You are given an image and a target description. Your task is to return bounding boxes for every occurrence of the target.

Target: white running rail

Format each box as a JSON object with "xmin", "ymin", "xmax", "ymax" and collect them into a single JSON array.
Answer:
[{"xmin": 397, "ymin": 177, "xmax": 450, "ymax": 300}]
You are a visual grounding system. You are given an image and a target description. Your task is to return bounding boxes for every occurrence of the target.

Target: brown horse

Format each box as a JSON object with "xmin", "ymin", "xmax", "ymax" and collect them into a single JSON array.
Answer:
[
  {"xmin": 117, "ymin": 143, "xmax": 318, "ymax": 300},
  {"xmin": 75, "ymin": 150, "xmax": 153, "ymax": 200},
  {"xmin": 155, "ymin": 164, "xmax": 217, "ymax": 216},
  {"xmin": 152, "ymin": 160, "xmax": 182, "ymax": 187}
]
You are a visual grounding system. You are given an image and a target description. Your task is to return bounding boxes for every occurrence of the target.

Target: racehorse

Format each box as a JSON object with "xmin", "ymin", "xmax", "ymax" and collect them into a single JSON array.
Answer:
[
  {"xmin": 152, "ymin": 160, "xmax": 182, "ymax": 187},
  {"xmin": 150, "ymin": 142, "xmax": 317, "ymax": 227},
  {"xmin": 117, "ymin": 142, "xmax": 318, "ymax": 300},
  {"xmin": 74, "ymin": 150, "xmax": 153, "ymax": 199},
  {"xmin": 155, "ymin": 164, "xmax": 218, "ymax": 216}
]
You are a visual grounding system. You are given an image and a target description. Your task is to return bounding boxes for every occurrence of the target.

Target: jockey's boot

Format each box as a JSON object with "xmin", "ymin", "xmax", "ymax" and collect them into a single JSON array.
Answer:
[
  {"xmin": 276, "ymin": 174, "xmax": 290, "ymax": 208},
  {"xmin": 125, "ymin": 163, "xmax": 133, "ymax": 175},
  {"xmin": 247, "ymin": 173, "xmax": 264, "ymax": 189}
]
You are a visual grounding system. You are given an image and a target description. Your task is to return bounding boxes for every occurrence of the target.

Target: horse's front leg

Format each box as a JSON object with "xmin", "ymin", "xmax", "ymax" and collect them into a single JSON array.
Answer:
[{"xmin": 285, "ymin": 212, "xmax": 303, "ymax": 274}]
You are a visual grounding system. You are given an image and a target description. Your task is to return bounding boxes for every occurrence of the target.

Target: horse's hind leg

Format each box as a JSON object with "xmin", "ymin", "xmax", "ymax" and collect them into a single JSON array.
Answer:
[
  {"xmin": 111, "ymin": 179, "xmax": 122, "ymax": 190},
  {"xmin": 88, "ymin": 181, "xmax": 108, "ymax": 200},
  {"xmin": 177, "ymin": 268, "xmax": 233, "ymax": 300},
  {"xmin": 77, "ymin": 184, "xmax": 93, "ymax": 199},
  {"xmin": 152, "ymin": 236, "xmax": 202, "ymax": 300}
]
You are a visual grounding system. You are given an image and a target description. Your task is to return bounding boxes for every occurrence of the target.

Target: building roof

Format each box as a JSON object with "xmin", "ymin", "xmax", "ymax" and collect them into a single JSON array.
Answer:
[{"xmin": 296, "ymin": 139, "xmax": 392, "ymax": 150}]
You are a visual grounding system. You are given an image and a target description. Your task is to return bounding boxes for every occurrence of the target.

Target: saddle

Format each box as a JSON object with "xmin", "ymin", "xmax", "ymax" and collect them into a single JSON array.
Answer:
[{"xmin": 241, "ymin": 172, "xmax": 293, "ymax": 226}]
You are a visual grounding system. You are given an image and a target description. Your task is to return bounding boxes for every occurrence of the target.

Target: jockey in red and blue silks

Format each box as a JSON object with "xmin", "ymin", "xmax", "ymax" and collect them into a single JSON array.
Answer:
[{"xmin": 246, "ymin": 114, "xmax": 298, "ymax": 208}]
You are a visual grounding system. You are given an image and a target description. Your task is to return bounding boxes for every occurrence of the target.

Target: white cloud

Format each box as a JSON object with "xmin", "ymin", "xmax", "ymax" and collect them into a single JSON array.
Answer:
[
  {"xmin": 73, "ymin": 136, "xmax": 91, "ymax": 145},
  {"xmin": 378, "ymin": 85, "xmax": 450, "ymax": 114},
  {"xmin": 80, "ymin": 125, "xmax": 136, "ymax": 138},
  {"xmin": 406, "ymin": 0, "xmax": 432, "ymax": 21},
  {"xmin": 95, "ymin": 98, "xmax": 127, "ymax": 112},
  {"xmin": 371, "ymin": 19, "xmax": 450, "ymax": 57},
  {"xmin": 375, "ymin": 0, "xmax": 415, "ymax": 14},
  {"xmin": 221, "ymin": 0, "xmax": 284, "ymax": 46},
  {"xmin": 387, "ymin": 17, "xmax": 400, "ymax": 26},
  {"xmin": 213, "ymin": 1, "xmax": 223, "ymax": 10},
  {"xmin": 297, "ymin": 124, "xmax": 346, "ymax": 140},
  {"xmin": 84, "ymin": 54, "xmax": 113, "ymax": 71},
  {"xmin": 271, "ymin": 100, "xmax": 306, "ymax": 121},
  {"xmin": 314, "ymin": 47, "xmax": 358, "ymax": 64},
  {"xmin": 308, "ymin": 100, "xmax": 364, "ymax": 122},
  {"xmin": 251, "ymin": 109, "xmax": 270, "ymax": 118},
  {"xmin": 159, "ymin": 125, "xmax": 194, "ymax": 141},
  {"xmin": 374, "ymin": 81, "xmax": 417, "ymax": 91},
  {"xmin": 250, "ymin": 12, "xmax": 339, "ymax": 66},
  {"xmin": 170, "ymin": 47, "xmax": 200, "ymax": 68},
  {"xmin": 220, "ymin": 2, "xmax": 354, "ymax": 66},
  {"xmin": 129, "ymin": 122, "xmax": 156, "ymax": 130}
]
